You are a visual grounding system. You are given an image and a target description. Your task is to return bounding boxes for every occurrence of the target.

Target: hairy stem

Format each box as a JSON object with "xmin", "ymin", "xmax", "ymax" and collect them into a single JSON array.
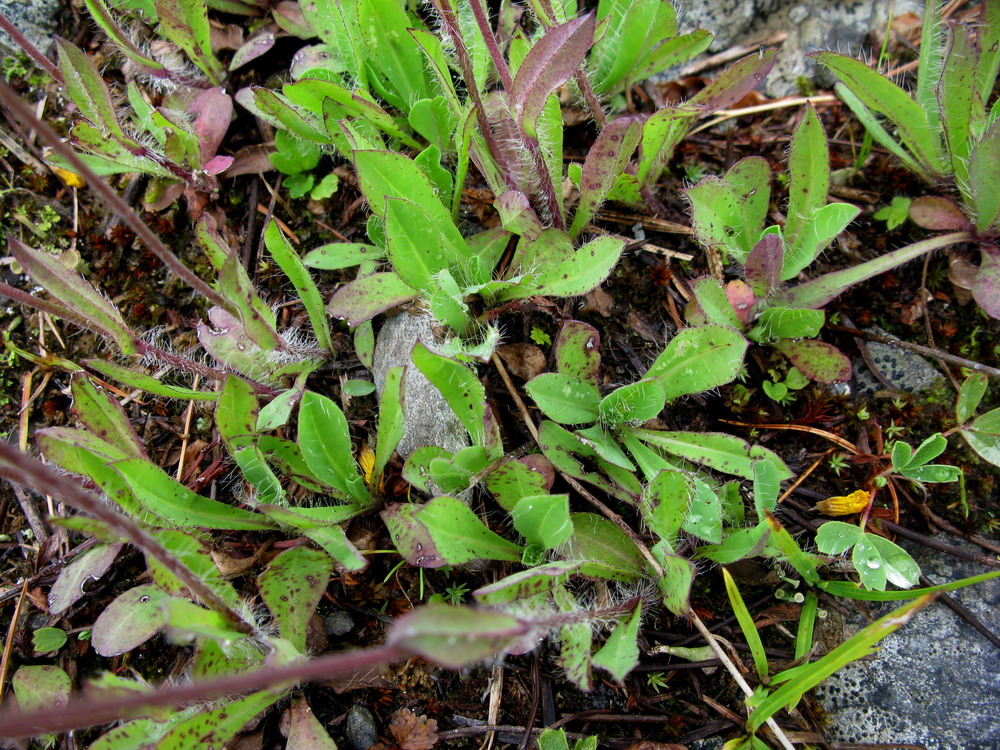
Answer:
[
  {"xmin": 0, "ymin": 10, "xmax": 62, "ymax": 84},
  {"xmin": 467, "ymin": 0, "xmax": 513, "ymax": 91},
  {"xmin": 0, "ymin": 79, "xmax": 231, "ymax": 311},
  {"xmin": 0, "ymin": 443, "xmax": 251, "ymax": 632},
  {"xmin": 0, "ymin": 640, "xmax": 406, "ymax": 737}
]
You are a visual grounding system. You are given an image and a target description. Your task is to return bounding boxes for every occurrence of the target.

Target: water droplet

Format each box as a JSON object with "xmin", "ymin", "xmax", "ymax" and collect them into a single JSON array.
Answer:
[
  {"xmin": 866, "ymin": 560, "xmax": 881, "ymax": 569},
  {"xmin": 415, "ymin": 543, "xmax": 423, "ymax": 551},
  {"xmin": 447, "ymin": 636, "xmax": 457, "ymax": 645}
]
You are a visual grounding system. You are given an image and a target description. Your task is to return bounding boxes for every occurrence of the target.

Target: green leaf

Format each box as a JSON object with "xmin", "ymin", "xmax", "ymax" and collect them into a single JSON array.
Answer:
[
  {"xmin": 852, "ymin": 533, "xmax": 920, "ymax": 590},
  {"xmin": 765, "ymin": 514, "xmax": 821, "ymax": 584},
  {"xmin": 723, "ymin": 568, "xmax": 769, "ymax": 683},
  {"xmin": 956, "ymin": 373, "xmax": 988, "ymax": 424},
  {"xmin": 641, "ymin": 469, "xmax": 692, "ymax": 541},
  {"xmin": 484, "ymin": 457, "xmax": 553, "ymax": 511},
  {"xmin": 256, "ymin": 376, "xmax": 306, "ymax": 432},
  {"xmin": 411, "ymin": 342, "xmax": 487, "ymax": 444},
  {"xmin": 522, "ymin": 234, "xmax": 627, "ymax": 298},
  {"xmin": 156, "ymin": 691, "xmax": 281, "ymax": 750},
  {"xmin": 591, "ymin": 604, "xmax": 641, "ymax": 682},
  {"xmin": 216, "ymin": 375, "xmax": 259, "ymax": 452},
  {"xmin": 874, "ymin": 196, "xmax": 913, "ymax": 230},
  {"xmin": 154, "ymin": 0, "xmax": 225, "ymax": 83},
  {"xmin": 374, "ymin": 365, "xmax": 405, "ymax": 483},
  {"xmin": 652, "ymin": 542, "xmax": 694, "ymax": 615},
  {"xmin": 746, "ymin": 595, "xmax": 934, "ymax": 732},
  {"xmin": 690, "ymin": 277, "xmax": 742, "ymax": 328},
  {"xmin": 630, "ymin": 429, "xmax": 790, "ymax": 480},
  {"xmin": 554, "ymin": 320, "xmax": 601, "ymax": 385},
  {"xmin": 510, "ymin": 494, "xmax": 572, "ymax": 550},
  {"xmin": 815, "ymin": 520, "xmax": 863, "ymax": 555},
  {"xmin": 782, "ymin": 202, "xmax": 860, "ymax": 280},
  {"xmin": 785, "ymin": 104, "xmax": 830, "ymax": 259},
  {"xmin": 146, "ymin": 529, "xmax": 242, "ymax": 612},
  {"xmin": 114, "ymin": 458, "xmax": 276, "ymax": 530},
  {"xmin": 56, "ymin": 40, "xmax": 124, "ymax": 137},
  {"xmin": 569, "ymin": 115, "xmax": 642, "ymax": 238},
  {"xmin": 813, "ymin": 52, "xmax": 943, "ymax": 178},
  {"xmin": 749, "ymin": 307, "xmax": 825, "ymax": 342},
  {"xmin": 645, "ymin": 325, "xmax": 748, "ymax": 400},
  {"xmin": 388, "ymin": 604, "xmax": 525, "ymax": 668},
  {"xmin": 303, "ymin": 525, "xmax": 368, "ymax": 571},
  {"xmin": 298, "ymin": 391, "xmax": 369, "ymax": 502},
  {"xmin": 773, "ymin": 339, "xmax": 852, "ymax": 384},
  {"xmin": 304, "ymin": 242, "xmax": 384, "ymax": 270},
  {"xmin": 473, "ymin": 561, "xmax": 581, "ymax": 605},
  {"xmin": 264, "ymin": 221, "xmax": 332, "ymax": 352},
  {"xmin": 384, "ymin": 197, "xmax": 462, "ymax": 292},
  {"xmin": 681, "ymin": 477, "xmax": 723, "ymax": 544},
  {"xmin": 48, "ymin": 542, "xmax": 123, "ymax": 615},
  {"xmin": 695, "ymin": 522, "xmax": 769, "ymax": 564},
  {"xmin": 12, "ymin": 665, "xmax": 70, "ymax": 713},
  {"xmin": 259, "ymin": 546, "xmax": 332, "ymax": 652},
  {"xmin": 525, "ymin": 372, "xmax": 601, "ymax": 425},
  {"xmin": 565, "ymin": 513, "xmax": 646, "ymax": 582},
  {"xmin": 83, "ymin": 359, "xmax": 216, "ymax": 401},
  {"xmin": 599, "ymin": 379, "xmax": 665, "ymax": 427},
  {"xmin": 416, "ymin": 496, "xmax": 523, "ymax": 563},
  {"xmin": 820, "ymin": 569, "xmax": 1000, "ymax": 601},
  {"xmin": 91, "ymin": 585, "xmax": 169, "ymax": 656},
  {"xmin": 969, "ymin": 121, "xmax": 1000, "ymax": 233},
  {"xmin": 32, "ymin": 627, "xmax": 68, "ymax": 654},
  {"xmin": 752, "ymin": 459, "xmax": 782, "ymax": 521}
]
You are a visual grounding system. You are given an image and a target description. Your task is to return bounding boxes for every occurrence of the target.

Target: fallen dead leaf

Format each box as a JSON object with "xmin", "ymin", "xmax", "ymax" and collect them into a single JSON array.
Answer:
[{"xmin": 497, "ymin": 343, "xmax": 547, "ymax": 381}]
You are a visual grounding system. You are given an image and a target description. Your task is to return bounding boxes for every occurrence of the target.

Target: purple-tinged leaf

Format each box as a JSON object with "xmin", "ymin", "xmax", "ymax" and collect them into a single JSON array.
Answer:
[
  {"xmin": 473, "ymin": 561, "xmax": 582, "ymax": 605},
  {"xmin": 774, "ymin": 339, "xmax": 852, "ymax": 383},
  {"xmin": 56, "ymin": 39, "xmax": 125, "ymax": 138},
  {"xmin": 328, "ymin": 273, "xmax": 418, "ymax": 327},
  {"xmin": 725, "ymin": 280, "xmax": 756, "ymax": 327},
  {"xmin": 380, "ymin": 503, "xmax": 446, "ymax": 568},
  {"xmin": 569, "ymin": 115, "xmax": 642, "ymax": 238},
  {"xmin": 11, "ymin": 666, "xmax": 70, "ymax": 713},
  {"xmin": 273, "ymin": 2, "xmax": 314, "ymax": 39},
  {"xmin": 259, "ymin": 547, "xmax": 331, "ymax": 652},
  {"xmin": 388, "ymin": 604, "xmax": 527, "ymax": 668},
  {"xmin": 48, "ymin": 542, "xmax": 123, "ymax": 614},
  {"xmin": 688, "ymin": 48, "xmax": 776, "ymax": 111},
  {"xmin": 972, "ymin": 246, "xmax": 1000, "ymax": 320},
  {"xmin": 70, "ymin": 373, "xmax": 147, "ymax": 459},
  {"xmin": 554, "ymin": 320, "xmax": 601, "ymax": 385},
  {"xmin": 219, "ymin": 251, "xmax": 282, "ymax": 350},
  {"xmin": 92, "ymin": 585, "xmax": 169, "ymax": 656},
  {"xmin": 229, "ymin": 26, "xmax": 278, "ymax": 70},
  {"xmin": 969, "ymin": 120, "xmax": 1000, "ymax": 233},
  {"xmin": 188, "ymin": 88, "xmax": 233, "ymax": 164},
  {"xmin": 203, "ymin": 155, "xmax": 234, "ymax": 174},
  {"xmin": 908, "ymin": 195, "xmax": 971, "ymax": 231},
  {"xmin": 286, "ymin": 698, "xmax": 338, "ymax": 750},
  {"xmin": 744, "ymin": 233, "xmax": 783, "ymax": 297},
  {"xmin": 509, "ymin": 14, "xmax": 596, "ymax": 137},
  {"xmin": 496, "ymin": 190, "xmax": 543, "ymax": 241},
  {"xmin": 9, "ymin": 237, "xmax": 137, "ymax": 354}
]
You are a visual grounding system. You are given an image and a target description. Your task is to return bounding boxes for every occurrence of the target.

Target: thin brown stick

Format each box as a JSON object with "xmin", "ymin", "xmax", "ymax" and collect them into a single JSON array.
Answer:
[
  {"xmin": 719, "ymin": 419, "xmax": 860, "ymax": 454},
  {"xmin": 0, "ymin": 580, "xmax": 28, "ymax": 702},
  {"xmin": 828, "ymin": 324, "xmax": 1000, "ymax": 378},
  {"xmin": 0, "ymin": 10, "xmax": 62, "ymax": 84}
]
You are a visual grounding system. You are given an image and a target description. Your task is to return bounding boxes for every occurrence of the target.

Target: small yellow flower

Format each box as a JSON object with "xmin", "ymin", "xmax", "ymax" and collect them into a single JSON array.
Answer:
[
  {"xmin": 52, "ymin": 166, "xmax": 85, "ymax": 189},
  {"xmin": 816, "ymin": 489, "xmax": 870, "ymax": 516},
  {"xmin": 358, "ymin": 443, "xmax": 375, "ymax": 487}
]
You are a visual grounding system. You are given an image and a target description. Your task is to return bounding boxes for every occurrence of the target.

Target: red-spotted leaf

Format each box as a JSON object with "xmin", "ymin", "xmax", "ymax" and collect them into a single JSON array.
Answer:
[
  {"xmin": 688, "ymin": 49, "xmax": 777, "ymax": 110},
  {"xmin": 569, "ymin": 115, "xmax": 643, "ymax": 238},
  {"xmin": 744, "ymin": 233, "xmax": 784, "ymax": 297},
  {"xmin": 774, "ymin": 339, "xmax": 852, "ymax": 383},
  {"xmin": 327, "ymin": 273, "xmax": 419, "ymax": 327}
]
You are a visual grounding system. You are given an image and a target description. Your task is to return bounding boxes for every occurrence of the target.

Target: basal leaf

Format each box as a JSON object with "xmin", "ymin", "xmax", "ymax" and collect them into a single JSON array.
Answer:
[
  {"xmin": 156, "ymin": 691, "xmax": 281, "ymax": 750},
  {"xmin": 510, "ymin": 494, "xmax": 572, "ymax": 550},
  {"xmin": 956, "ymin": 373, "xmax": 988, "ymax": 424},
  {"xmin": 388, "ymin": 604, "xmax": 525, "ymax": 668},
  {"xmin": 327, "ymin": 272, "xmax": 419, "ymax": 327},
  {"xmin": 773, "ymin": 339, "xmax": 852, "ymax": 384},
  {"xmin": 264, "ymin": 221, "xmax": 332, "ymax": 352},
  {"xmin": 92, "ymin": 585, "xmax": 169, "ymax": 656},
  {"xmin": 591, "ymin": 604, "xmax": 641, "ymax": 682},
  {"xmin": 298, "ymin": 391, "xmax": 369, "ymax": 502},
  {"xmin": 564, "ymin": 513, "xmax": 646, "ymax": 582},
  {"xmin": 598, "ymin": 379, "xmax": 665, "ymax": 427},
  {"xmin": 645, "ymin": 325, "xmax": 748, "ymax": 400},
  {"xmin": 416, "ymin": 496, "xmax": 522, "ymax": 564},
  {"xmin": 154, "ymin": 0, "xmax": 225, "ymax": 83},
  {"xmin": 525, "ymin": 372, "xmax": 601, "ymax": 425},
  {"xmin": 554, "ymin": 320, "xmax": 602, "ymax": 385},
  {"xmin": 411, "ymin": 342, "xmax": 486, "ymax": 444},
  {"xmin": 785, "ymin": 104, "xmax": 830, "ymax": 261},
  {"xmin": 569, "ymin": 115, "xmax": 642, "ymax": 238},
  {"xmin": 473, "ymin": 561, "xmax": 581, "ymax": 605},
  {"xmin": 258, "ymin": 546, "xmax": 332, "ymax": 652},
  {"xmin": 630, "ymin": 429, "xmax": 790, "ymax": 480}
]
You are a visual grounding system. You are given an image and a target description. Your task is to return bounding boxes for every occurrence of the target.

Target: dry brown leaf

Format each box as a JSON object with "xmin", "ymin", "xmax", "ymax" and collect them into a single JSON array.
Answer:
[
  {"xmin": 497, "ymin": 343, "xmax": 547, "ymax": 380},
  {"xmin": 389, "ymin": 708, "xmax": 438, "ymax": 750},
  {"xmin": 580, "ymin": 286, "xmax": 614, "ymax": 316}
]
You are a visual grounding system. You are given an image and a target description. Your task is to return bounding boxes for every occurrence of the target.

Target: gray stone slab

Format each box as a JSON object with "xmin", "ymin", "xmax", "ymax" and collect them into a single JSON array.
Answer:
[
  {"xmin": 813, "ymin": 538, "xmax": 1000, "ymax": 748},
  {"xmin": 679, "ymin": 1, "xmax": 923, "ymax": 96},
  {"xmin": 371, "ymin": 311, "xmax": 469, "ymax": 461},
  {"xmin": 853, "ymin": 326, "xmax": 945, "ymax": 395},
  {"xmin": 0, "ymin": 0, "xmax": 59, "ymax": 59}
]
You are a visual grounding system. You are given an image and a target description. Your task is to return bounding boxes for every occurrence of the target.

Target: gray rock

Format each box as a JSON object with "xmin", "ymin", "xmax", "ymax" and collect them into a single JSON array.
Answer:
[
  {"xmin": 0, "ymin": 0, "xmax": 59, "ymax": 59},
  {"xmin": 853, "ymin": 326, "xmax": 944, "ymax": 395},
  {"xmin": 679, "ymin": 0, "xmax": 923, "ymax": 96},
  {"xmin": 345, "ymin": 704, "xmax": 379, "ymax": 750},
  {"xmin": 322, "ymin": 610, "xmax": 355, "ymax": 637},
  {"xmin": 372, "ymin": 311, "xmax": 469, "ymax": 461},
  {"xmin": 814, "ymin": 537, "xmax": 1000, "ymax": 748}
]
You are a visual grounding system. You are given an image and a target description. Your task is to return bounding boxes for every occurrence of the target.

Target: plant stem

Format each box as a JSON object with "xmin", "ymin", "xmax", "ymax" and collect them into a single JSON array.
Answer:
[
  {"xmin": 467, "ymin": 0, "xmax": 513, "ymax": 91},
  {"xmin": 0, "ymin": 79, "xmax": 231, "ymax": 311},
  {"xmin": 0, "ymin": 10, "xmax": 62, "ymax": 84},
  {"xmin": 0, "ymin": 641, "xmax": 407, "ymax": 737},
  {"xmin": 431, "ymin": 0, "xmax": 518, "ymax": 194},
  {"xmin": 0, "ymin": 444, "xmax": 251, "ymax": 632},
  {"xmin": 776, "ymin": 231, "xmax": 973, "ymax": 310}
]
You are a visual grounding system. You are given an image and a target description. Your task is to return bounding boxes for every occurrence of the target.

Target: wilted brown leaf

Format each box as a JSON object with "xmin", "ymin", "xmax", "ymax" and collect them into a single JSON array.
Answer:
[
  {"xmin": 389, "ymin": 708, "xmax": 438, "ymax": 750},
  {"xmin": 497, "ymin": 343, "xmax": 547, "ymax": 380}
]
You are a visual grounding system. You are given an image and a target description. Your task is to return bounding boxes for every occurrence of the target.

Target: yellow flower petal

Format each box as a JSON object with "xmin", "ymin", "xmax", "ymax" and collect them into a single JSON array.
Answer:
[
  {"xmin": 816, "ymin": 489, "xmax": 870, "ymax": 516},
  {"xmin": 358, "ymin": 443, "xmax": 375, "ymax": 487},
  {"xmin": 52, "ymin": 167, "xmax": 85, "ymax": 189}
]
